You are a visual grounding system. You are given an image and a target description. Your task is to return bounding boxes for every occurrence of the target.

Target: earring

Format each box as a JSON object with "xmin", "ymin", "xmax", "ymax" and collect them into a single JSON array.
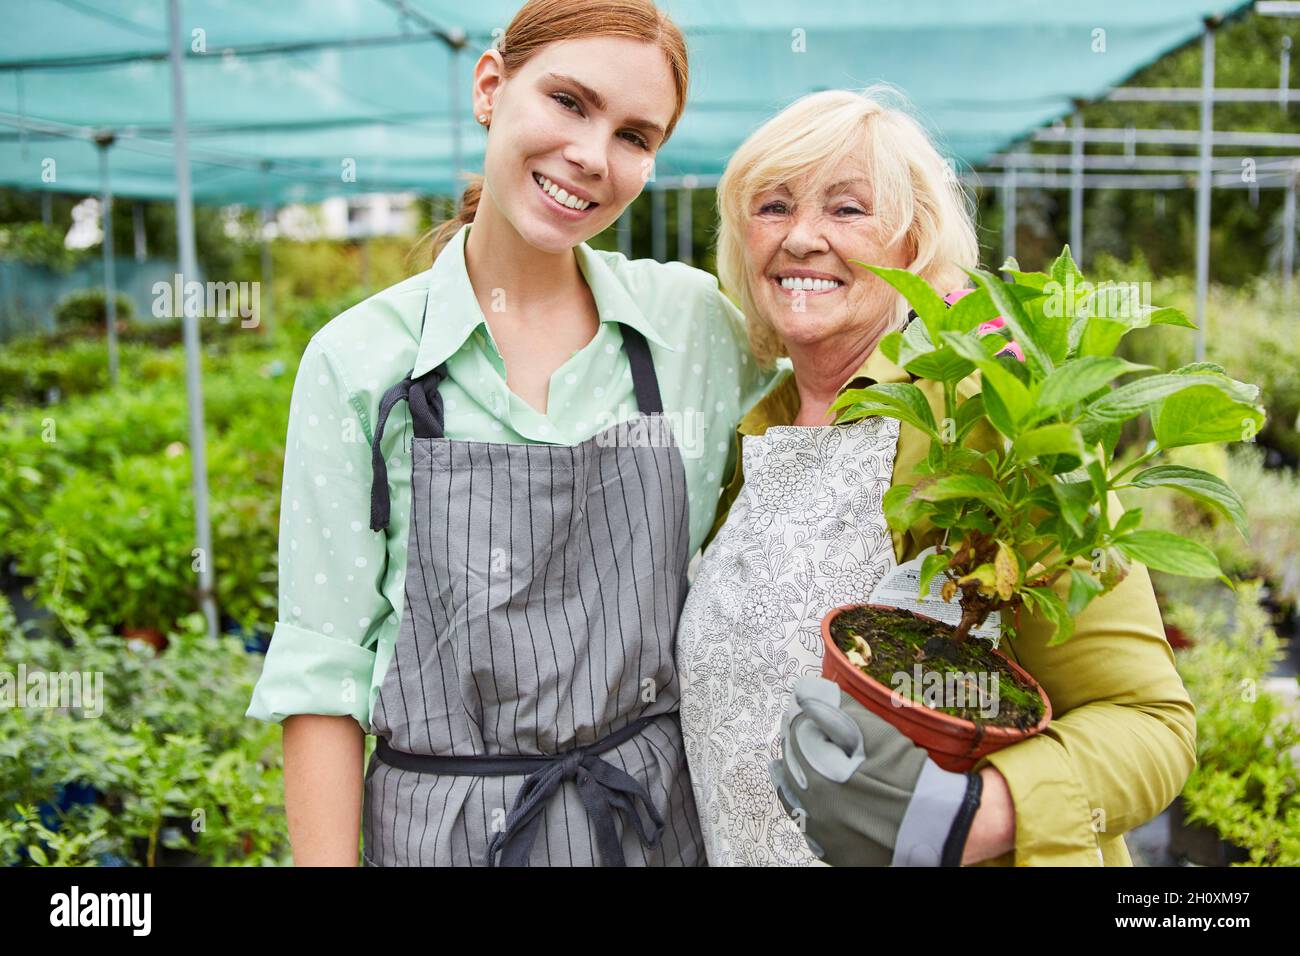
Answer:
[{"xmin": 478, "ymin": 113, "xmax": 488, "ymax": 124}]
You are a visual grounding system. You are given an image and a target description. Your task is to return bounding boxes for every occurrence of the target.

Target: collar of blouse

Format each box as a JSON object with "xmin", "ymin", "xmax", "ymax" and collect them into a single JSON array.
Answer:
[{"xmin": 737, "ymin": 338, "xmax": 914, "ymax": 436}]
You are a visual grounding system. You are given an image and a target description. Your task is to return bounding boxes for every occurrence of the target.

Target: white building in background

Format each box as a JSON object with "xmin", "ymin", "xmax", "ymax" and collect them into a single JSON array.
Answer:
[
  {"xmin": 273, "ymin": 193, "xmax": 420, "ymax": 241},
  {"xmin": 64, "ymin": 197, "xmax": 103, "ymax": 249}
]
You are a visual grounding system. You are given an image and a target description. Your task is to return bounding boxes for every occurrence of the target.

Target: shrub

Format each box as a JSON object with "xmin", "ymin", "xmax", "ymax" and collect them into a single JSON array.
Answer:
[
  {"xmin": 0, "ymin": 595, "xmax": 291, "ymax": 866},
  {"xmin": 1170, "ymin": 581, "xmax": 1300, "ymax": 866},
  {"xmin": 54, "ymin": 287, "xmax": 135, "ymax": 330},
  {"xmin": 1120, "ymin": 443, "xmax": 1300, "ymax": 611},
  {"xmin": 0, "ymin": 222, "xmax": 83, "ymax": 272}
]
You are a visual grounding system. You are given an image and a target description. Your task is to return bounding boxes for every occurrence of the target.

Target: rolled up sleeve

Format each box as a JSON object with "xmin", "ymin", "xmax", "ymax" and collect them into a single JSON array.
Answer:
[
  {"xmin": 971, "ymin": 493, "xmax": 1198, "ymax": 866},
  {"xmin": 245, "ymin": 336, "xmax": 392, "ymax": 734}
]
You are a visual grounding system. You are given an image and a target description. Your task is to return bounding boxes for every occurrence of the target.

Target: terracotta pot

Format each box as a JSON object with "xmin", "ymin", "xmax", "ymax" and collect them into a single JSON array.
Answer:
[
  {"xmin": 1163, "ymin": 622, "xmax": 1194, "ymax": 650},
  {"xmin": 121, "ymin": 626, "xmax": 168, "ymax": 652},
  {"xmin": 821, "ymin": 603, "xmax": 1052, "ymax": 773},
  {"xmin": 1167, "ymin": 795, "xmax": 1250, "ymax": 866}
]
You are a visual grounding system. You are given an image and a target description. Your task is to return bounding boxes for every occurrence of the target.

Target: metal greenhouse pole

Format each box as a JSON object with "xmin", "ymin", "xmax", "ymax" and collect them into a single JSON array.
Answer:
[
  {"xmin": 94, "ymin": 132, "xmax": 119, "ymax": 387},
  {"xmin": 1284, "ymin": 163, "xmax": 1296, "ymax": 302},
  {"xmin": 1070, "ymin": 110, "xmax": 1084, "ymax": 267},
  {"xmin": 651, "ymin": 187, "xmax": 666, "ymax": 262},
  {"xmin": 676, "ymin": 181, "xmax": 694, "ymax": 266},
  {"xmin": 617, "ymin": 208, "xmax": 632, "ymax": 258},
  {"xmin": 1194, "ymin": 19, "xmax": 1218, "ymax": 362},
  {"xmin": 1002, "ymin": 163, "xmax": 1018, "ymax": 264},
  {"xmin": 260, "ymin": 161, "xmax": 274, "ymax": 337},
  {"xmin": 168, "ymin": 0, "xmax": 219, "ymax": 640}
]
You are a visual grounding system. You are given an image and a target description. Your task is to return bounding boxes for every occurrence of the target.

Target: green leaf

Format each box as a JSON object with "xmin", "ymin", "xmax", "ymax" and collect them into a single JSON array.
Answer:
[
  {"xmin": 1077, "ymin": 317, "xmax": 1127, "ymax": 358},
  {"xmin": 913, "ymin": 473, "xmax": 1006, "ymax": 505},
  {"xmin": 1011, "ymin": 423, "xmax": 1086, "ymax": 462},
  {"xmin": 1032, "ymin": 356, "xmax": 1153, "ymax": 424},
  {"xmin": 1047, "ymin": 479, "xmax": 1092, "ymax": 536},
  {"xmin": 1022, "ymin": 585, "xmax": 1075, "ymax": 646},
  {"xmin": 854, "ymin": 263, "xmax": 948, "ymax": 342},
  {"xmin": 998, "ymin": 259, "xmax": 1051, "ymax": 290},
  {"xmin": 831, "ymin": 382, "xmax": 939, "ymax": 438},
  {"xmin": 1066, "ymin": 568, "xmax": 1105, "ymax": 616},
  {"xmin": 978, "ymin": 379, "xmax": 1018, "ymax": 440},
  {"xmin": 967, "ymin": 268, "xmax": 1054, "ymax": 377},
  {"xmin": 1129, "ymin": 464, "xmax": 1248, "ymax": 538},
  {"xmin": 945, "ymin": 286, "xmax": 1000, "ymax": 331},
  {"xmin": 1111, "ymin": 506, "xmax": 1143, "ymax": 539},
  {"xmin": 1114, "ymin": 530, "xmax": 1228, "ymax": 583},
  {"xmin": 902, "ymin": 347, "xmax": 976, "ymax": 383},
  {"xmin": 1049, "ymin": 245, "xmax": 1083, "ymax": 287},
  {"xmin": 954, "ymin": 393, "xmax": 987, "ymax": 442},
  {"xmin": 1084, "ymin": 373, "xmax": 1254, "ymax": 426},
  {"xmin": 918, "ymin": 551, "xmax": 952, "ymax": 599},
  {"xmin": 939, "ymin": 331, "xmax": 1035, "ymax": 433},
  {"xmin": 1143, "ymin": 306, "xmax": 1196, "ymax": 329},
  {"xmin": 878, "ymin": 330, "xmax": 904, "ymax": 365},
  {"xmin": 1151, "ymin": 386, "xmax": 1267, "ymax": 449},
  {"xmin": 884, "ymin": 483, "xmax": 926, "ymax": 532}
]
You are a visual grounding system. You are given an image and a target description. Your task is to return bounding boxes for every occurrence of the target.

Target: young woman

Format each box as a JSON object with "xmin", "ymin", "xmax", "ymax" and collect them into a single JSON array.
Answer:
[{"xmin": 245, "ymin": 0, "xmax": 778, "ymax": 866}]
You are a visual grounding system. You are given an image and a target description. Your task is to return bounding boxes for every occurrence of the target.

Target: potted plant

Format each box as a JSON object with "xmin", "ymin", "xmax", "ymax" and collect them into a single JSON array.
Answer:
[{"xmin": 822, "ymin": 246, "xmax": 1266, "ymax": 772}]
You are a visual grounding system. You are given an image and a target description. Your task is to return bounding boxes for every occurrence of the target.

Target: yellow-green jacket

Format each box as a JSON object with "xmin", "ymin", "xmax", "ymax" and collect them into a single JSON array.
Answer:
[{"xmin": 704, "ymin": 348, "xmax": 1198, "ymax": 866}]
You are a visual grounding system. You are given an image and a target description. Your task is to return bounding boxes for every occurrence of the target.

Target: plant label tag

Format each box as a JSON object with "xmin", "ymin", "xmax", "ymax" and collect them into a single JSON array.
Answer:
[{"xmin": 868, "ymin": 546, "xmax": 1002, "ymax": 647}]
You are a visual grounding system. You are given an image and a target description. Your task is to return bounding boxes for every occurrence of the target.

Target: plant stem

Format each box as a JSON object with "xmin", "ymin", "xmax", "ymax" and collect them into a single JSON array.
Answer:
[{"xmin": 1111, "ymin": 446, "xmax": 1159, "ymax": 484}]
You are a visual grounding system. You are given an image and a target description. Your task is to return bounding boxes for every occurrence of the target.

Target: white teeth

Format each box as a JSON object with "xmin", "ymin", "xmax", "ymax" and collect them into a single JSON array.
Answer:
[
  {"xmin": 533, "ymin": 173, "xmax": 591, "ymax": 210},
  {"xmin": 778, "ymin": 276, "xmax": 841, "ymax": 292}
]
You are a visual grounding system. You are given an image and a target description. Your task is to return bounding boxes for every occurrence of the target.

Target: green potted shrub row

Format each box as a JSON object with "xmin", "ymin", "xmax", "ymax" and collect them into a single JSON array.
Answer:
[
  {"xmin": 0, "ymin": 594, "xmax": 292, "ymax": 866},
  {"xmin": 1167, "ymin": 581, "xmax": 1300, "ymax": 866}
]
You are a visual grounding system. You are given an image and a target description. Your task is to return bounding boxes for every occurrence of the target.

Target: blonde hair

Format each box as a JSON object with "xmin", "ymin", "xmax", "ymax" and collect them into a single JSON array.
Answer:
[
  {"xmin": 414, "ymin": 0, "xmax": 690, "ymax": 265},
  {"xmin": 715, "ymin": 84, "xmax": 979, "ymax": 369}
]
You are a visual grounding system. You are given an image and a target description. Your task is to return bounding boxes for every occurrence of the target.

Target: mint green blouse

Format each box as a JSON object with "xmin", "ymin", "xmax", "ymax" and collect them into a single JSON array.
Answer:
[{"xmin": 245, "ymin": 224, "xmax": 779, "ymax": 734}]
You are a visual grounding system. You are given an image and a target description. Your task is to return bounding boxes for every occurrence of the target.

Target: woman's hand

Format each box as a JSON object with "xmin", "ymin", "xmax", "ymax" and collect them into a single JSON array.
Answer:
[{"xmin": 771, "ymin": 675, "xmax": 1014, "ymax": 866}]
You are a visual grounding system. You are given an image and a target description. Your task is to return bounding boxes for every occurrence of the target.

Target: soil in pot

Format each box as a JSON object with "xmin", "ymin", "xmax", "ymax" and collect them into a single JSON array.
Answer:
[{"xmin": 829, "ymin": 605, "xmax": 1045, "ymax": 730}]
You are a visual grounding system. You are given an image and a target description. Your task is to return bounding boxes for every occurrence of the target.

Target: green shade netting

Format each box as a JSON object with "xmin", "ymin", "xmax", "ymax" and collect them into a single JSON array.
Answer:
[{"xmin": 0, "ymin": 0, "xmax": 1250, "ymax": 204}]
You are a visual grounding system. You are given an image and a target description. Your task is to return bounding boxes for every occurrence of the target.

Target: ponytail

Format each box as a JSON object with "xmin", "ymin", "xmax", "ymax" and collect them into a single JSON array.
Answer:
[{"xmin": 410, "ymin": 174, "xmax": 484, "ymax": 267}]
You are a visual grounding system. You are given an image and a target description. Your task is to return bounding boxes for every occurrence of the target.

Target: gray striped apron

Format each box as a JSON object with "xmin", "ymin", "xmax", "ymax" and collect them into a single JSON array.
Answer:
[{"xmin": 361, "ymin": 303, "xmax": 705, "ymax": 867}]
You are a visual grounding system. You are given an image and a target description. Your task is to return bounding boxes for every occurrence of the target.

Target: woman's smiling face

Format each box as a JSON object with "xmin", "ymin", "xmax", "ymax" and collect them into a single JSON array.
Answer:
[
  {"xmin": 742, "ymin": 159, "xmax": 912, "ymax": 352},
  {"xmin": 473, "ymin": 35, "xmax": 677, "ymax": 254}
]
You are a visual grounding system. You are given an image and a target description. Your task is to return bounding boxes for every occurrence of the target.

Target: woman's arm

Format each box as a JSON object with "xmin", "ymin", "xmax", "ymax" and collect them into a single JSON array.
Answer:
[
  {"xmin": 246, "ymin": 334, "xmax": 394, "ymax": 864},
  {"xmin": 283, "ymin": 714, "xmax": 366, "ymax": 865}
]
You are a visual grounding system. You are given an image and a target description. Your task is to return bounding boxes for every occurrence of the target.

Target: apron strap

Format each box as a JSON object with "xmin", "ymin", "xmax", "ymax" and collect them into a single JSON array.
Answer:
[
  {"xmin": 620, "ymin": 324, "xmax": 664, "ymax": 416},
  {"xmin": 368, "ymin": 365, "xmax": 447, "ymax": 532}
]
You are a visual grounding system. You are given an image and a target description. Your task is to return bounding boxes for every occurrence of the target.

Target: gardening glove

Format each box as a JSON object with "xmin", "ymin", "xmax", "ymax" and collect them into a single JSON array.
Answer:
[{"xmin": 770, "ymin": 675, "xmax": 983, "ymax": 867}]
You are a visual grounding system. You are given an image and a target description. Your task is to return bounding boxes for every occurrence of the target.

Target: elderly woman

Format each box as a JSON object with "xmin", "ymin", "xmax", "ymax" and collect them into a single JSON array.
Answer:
[{"xmin": 675, "ymin": 87, "xmax": 1197, "ymax": 867}]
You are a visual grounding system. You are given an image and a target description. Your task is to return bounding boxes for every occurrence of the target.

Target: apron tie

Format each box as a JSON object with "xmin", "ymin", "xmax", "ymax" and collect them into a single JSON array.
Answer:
[
  {"xmin": 369, "ymin": 366, "xmax": 446, "ymax": 532},
  {"xmin": 487, "ymin": 720, "xmax": 666, "ymax": 867},
  {"xmin": 373, "ymin": 713, "xmax": 667, "ymax": 866}
]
